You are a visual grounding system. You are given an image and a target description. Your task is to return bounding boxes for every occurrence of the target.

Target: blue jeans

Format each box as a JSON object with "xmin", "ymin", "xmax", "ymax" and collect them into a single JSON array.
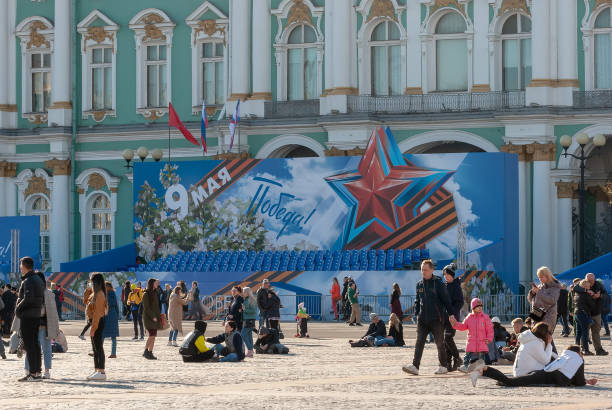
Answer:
[
  {"xmin": 241, "ymin": 326, "xmax": 254, "ymax": 350},
  {"xmin": 213, "ymin": 344, "xmax": 239, "ymax": 362},
  {"xmin": 105, "ymin": 336, "xmax": 117, "ymax": 356},
  {"xmin": 603, "ymin": 314, "xmax": 610, "ymax": 335},
  {"xmin": 463, "ymin": 351, "xmax": 487, "ymax": 367},
  {"xmin": 575, "ymin": 311, "xmax": 592, "ymax": 350},
  {"xmin": 169, "ymin": 329, "xmax": 178, "ymax": 342},
  {"xmin": 25, "ymin": 327, "xmax": 52, "ymax": 371},
  {"xmin": 374, "ymin": 336, "xmax": 395, "ymax": 346}
]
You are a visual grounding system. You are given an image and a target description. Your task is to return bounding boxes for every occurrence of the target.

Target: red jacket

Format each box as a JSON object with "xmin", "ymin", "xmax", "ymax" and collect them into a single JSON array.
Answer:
[{"xmin": 453, "ymin": 312, "xmax": 494, "ymax": 353}]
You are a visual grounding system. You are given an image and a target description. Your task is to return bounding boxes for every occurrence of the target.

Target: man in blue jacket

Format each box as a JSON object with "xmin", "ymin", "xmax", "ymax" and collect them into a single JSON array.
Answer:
[{"xmin": 403, "ymin": 259, "xmax": 453, "ymax": 376}]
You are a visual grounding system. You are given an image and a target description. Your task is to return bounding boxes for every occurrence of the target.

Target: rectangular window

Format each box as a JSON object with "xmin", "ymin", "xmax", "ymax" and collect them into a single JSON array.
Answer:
[
  {"xmin": 520, "ymin": 38, "xmax": 532, "ymax": 89},
  {"xmin": 146, "ymin": 45, "xmax": 168, "ymax": 107},
  {"xmin": 201, "ymin": 42, "xmax": 224, "ymax": 105},
  {"xmin": 595, "ymin": 33, "xmax": 611, "ymax": 89},
  {"xmin": 288, "ymin": 48, "xmax": 303, "ymax": 100},
  {"xmin": 304, "ymin": 47, "xmax": 317, "ymax": 100},
  {"xmin": 91, "ymin": 47, "xmax": 113, "ymax": 110},
  {"xmin": 40, "ymin": 235, "xmax": 50, "ymax": 261},
  {"xmin": 91, "ymin": 234, "xmax": 111, "ymax": 255},
  {"xmin": 436, "ymin": 39, "xmax": 468, "ymax": 91},
  {"xmin": 31, "ymin": 52, "xmax": 51, "ymax": 113},
  {"xmin": 372, "ymin": 46, "xmax": 387, "ymax": 96},
  {"xmin": 389, "ymin": 45, "xmax": 402, "ymax": 95},
  {"xmin": 502, "ymin": 39, "xmax": 519, "ymax": 90}
]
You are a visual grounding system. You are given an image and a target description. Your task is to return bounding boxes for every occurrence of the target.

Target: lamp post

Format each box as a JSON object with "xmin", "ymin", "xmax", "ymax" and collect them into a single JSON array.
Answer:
[
  {"xmin": 122, "ymin": 147, "xmax": 163, "ymax": 169},
  {"xmin": 559, "ymin": 133, "xmax": 607, "ymax": 264}
]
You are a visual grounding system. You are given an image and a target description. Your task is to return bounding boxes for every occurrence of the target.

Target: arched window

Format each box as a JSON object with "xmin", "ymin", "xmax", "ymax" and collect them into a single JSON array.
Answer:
[
  {"xmin": 435, "ymin": 12, "xmax": 468, "ymax": 91},
  {"xmin": 370, "ymin": 21, "xmax": 402, "ymax": 96},
  {"xmin": 89, "ymin": 194, "xmax": 112, "ymax": 255},
  {"xmin": 594, "ymin": 7, "xmax": 612, "ymax": 89},
  {"xmin": 501, "ymin": 14, "xmax": 532, "ymax": 90},
  {"xmin": 287, "ymin": 24, "xmax": 318, "ymax": 101},
  {"xmin": 27, "ymin": 196, "xmax": 50, "ymax": 262}
]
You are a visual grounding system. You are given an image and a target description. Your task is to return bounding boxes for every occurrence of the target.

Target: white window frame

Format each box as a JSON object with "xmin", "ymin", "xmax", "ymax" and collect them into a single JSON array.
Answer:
[
  {"xmin": 186, "ymin": 2, "xmax": 229, "ymax": 115},
  {"xmin": 286, "ymin": 24, "xmax": 319, "ymax": 101},
  {"xmin": 583, "ymin": 5, "xmax": 612, "ymax": 90},
  {"xmin": 500, "ymin": 13, "xmax": 532, "ymax": 91},
  {"xmin": 75, "ymin": 168, "xmax": 119, "ymax": 258},
  {"xmin": 368, "ymin": 21, "xmax": 404, "ymax": 96},
  {"xmin": 129, "ymin": 9, "xmax": 175, "ymax": 121},
  {"xmin": 15, "ymin": 16, "xmax": 54, "ymax": 124},
  {"xmin": 77, "ymin": 10, "xmax": 119, "ymax": 122},
  {"xmin": 420, "ymin": 9, "xmax": 473, "ymax": 93},
  {"xmin": 87, "ymin": 193, "xmax": 113, "ymax": 256},
  {"xmin": 25, "ymin": 194, "xmax": 51, "ymax": 262}
]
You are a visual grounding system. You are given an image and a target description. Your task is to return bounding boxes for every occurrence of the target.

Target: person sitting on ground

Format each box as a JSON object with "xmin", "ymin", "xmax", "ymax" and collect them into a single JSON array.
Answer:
[
  {"xmin": 375, "ymin": 313, "xmax": 405, "ymax": 347},
  {"xmin": 450, "ymin": 298, "xmax": 493, "ymax": 372},
  {"xmin": 523, "ymin": 317, "xmax": 534, "ymax": 329},
  {"xmin": 511, "ymin": 322, "xmax": 554, "ymax": 377},
  {"xmin": 51, "ymin": 329, "xmax": 68, "ymax": 353},
  {"xmin": 472, "ymin": 345, "xmax": 597, "ymax": 387},
  {"xmin": 349, "ymin": 312, "xmax": 386, "ymax": 347},
  {"xmin": 502, "ymin": 318, "xmax": 529, "ymax": 362},
  {"xmin": 488, "ymin": 317, "xmax": 511, "ymax": 364},
  {"xmin": 206, "ymin": 321, "xmax": 245, "ymax": 362},
  {"xmin": 294, "ymin": 302, "xmax": 310, "ymax": 338},
  {"xmin": 255, "ymin": 326, "xmax": 289, "ymax": 354},
  {"xmin": 179, "ymin": 320, "xmax": 215, "ymax": 362}
]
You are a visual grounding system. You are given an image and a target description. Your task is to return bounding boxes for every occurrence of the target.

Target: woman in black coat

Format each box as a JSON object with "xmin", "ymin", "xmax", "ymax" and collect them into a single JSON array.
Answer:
[{"xmin": 227, "ymin": 286, "xmax": 244, "ymax": 330}]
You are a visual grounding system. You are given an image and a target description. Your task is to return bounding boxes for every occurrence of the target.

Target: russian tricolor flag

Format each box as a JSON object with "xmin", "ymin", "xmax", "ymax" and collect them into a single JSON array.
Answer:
[{"xmin": 200, "ymin": 101, "xmax": 208, "ymax": 153}]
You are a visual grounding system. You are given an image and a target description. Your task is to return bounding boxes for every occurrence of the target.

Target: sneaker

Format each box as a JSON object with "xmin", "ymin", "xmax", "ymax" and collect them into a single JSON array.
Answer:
[
  {"xmin": 246, "ymin": 350, "xmax": 254, "ymax": 358},
  {"xmin": 595, "ymin": 350, "xmax": 609, "ymax": 356},
  {"xmin": 348, "ymin": 323, "xmax": 355, "ymax": 326},
  {"xmin": 43, "ymin": 370, "xmax": 50, "ymax": 379},
  {"xmin": 18, "ymin": 374, "xmax": 42, "ymax": 382},
  {"xmin": 356, "ymin": 323, "xmax": 363, "ymax": 326},
  {"xmin": 88, "ymin": 372, "xmax": 107, "ymax": 381},
  {"xmin": 467, "ymin": 359, "xmax": 485, "ymax": 373},
  {"xmin": 167, "ymin": 341, "xmax": 173, "ymax": 346},
  {"xmin": 458, "ymin": 365, "xmax": 469, "ymax": 373},
  {"xmin": 1, "ymin": 352, "xmax": 6, "ymax": 360},
  {"xmin": 470, "ymin": 371, "xmax": 479, "ymax": 387},
  {"xmin": 582, "ymin": 350, "xmax": 594, "ymax": 356},
  {"xmin": 78, "ymin": 335, "xmax": 86, "ymax": 340},
  {"xmin": 140, "ymin": 336, "xmax": 144, "ymax": 340},
  {"xmin": 434, "ymin": 366, "xmax": 448, "ymax": 375},
  {"xmin": 108, "ymin": 354, "xmax": 117, "ymax": 358},
  {"xmin": 172, "ymin": 341, "xmax": 178, "ymax": 347},
  {"xmin": 132, "ymin": 336, "xmax": 138, "ymax": 340},
  {"xmin": 402, "ymin": 364, "xmax": 419, "ymax": 375}
]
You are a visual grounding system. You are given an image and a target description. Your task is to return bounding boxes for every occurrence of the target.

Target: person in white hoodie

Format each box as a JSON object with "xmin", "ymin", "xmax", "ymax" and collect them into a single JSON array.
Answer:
[
  {"xmin": 473, "ymin": 345, "xmax": 597, "ymax": 387},
  {"xmin": 512, "ymin": 322, "xmax": 554, "ymax": 377}
]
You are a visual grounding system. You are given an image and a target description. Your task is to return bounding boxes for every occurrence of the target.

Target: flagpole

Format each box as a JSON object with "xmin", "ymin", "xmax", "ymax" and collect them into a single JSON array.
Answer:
[
  {"xmin": 168, "ymin": 125, "xmax": 171, "ymax": 167},
  {"xmin": 238, "ymin": 104, "xmax": 241, "ymax": 156}
]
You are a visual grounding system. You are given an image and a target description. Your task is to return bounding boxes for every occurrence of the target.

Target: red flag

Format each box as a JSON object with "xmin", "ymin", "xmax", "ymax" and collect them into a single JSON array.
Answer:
[{"xmin": 168, "ymin": 103, "xmax": 200, "ymax": 147}]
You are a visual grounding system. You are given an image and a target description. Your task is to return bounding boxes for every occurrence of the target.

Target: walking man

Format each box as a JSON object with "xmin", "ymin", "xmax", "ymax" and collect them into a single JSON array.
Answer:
[
  {"xmin": 585, "ymin": 273, "xmax": 608, "ymax": 355},
  {"xmin": 442, "ymin": 263, "xmax": 463, "ymax": 371},
  {"xmin": 15, "ymin": 256, "xmax": 45, "ymax": 381},
  {"xmin": 403, "ymin": 259, "xmax": 453, "ymax": 375},
  {"xmin": 558, "ymin": 283, "xmax": 571, "ymax": 337}
]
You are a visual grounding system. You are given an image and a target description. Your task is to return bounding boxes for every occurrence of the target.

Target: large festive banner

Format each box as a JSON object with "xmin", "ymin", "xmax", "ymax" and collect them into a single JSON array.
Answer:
[
  {"xmin": 134, "ymin": 127, "xmax": 518, "ymax": 290},
  {"xmin": 0, "ymin": 216, "xmax": 41, "ymax": 284}
]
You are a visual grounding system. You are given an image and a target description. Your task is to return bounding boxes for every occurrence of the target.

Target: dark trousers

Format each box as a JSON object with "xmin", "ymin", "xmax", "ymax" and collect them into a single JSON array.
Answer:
[
  {"xmin": 269, "ymin": 319, "xmax": 279, "ymax": 332},
  {"xmin": 575, "ymin": 311, "xmax": 591, "ymax": 350},
  {"xmin": 80, "ymin": 320, "xmax": 91, "ymax": 337},
  {"xmin": 20, "ymin": 317, "xmax": 41, "ymax": 374},
  {"xmin": 91, "ymin": 317, "xmax": 105, "ymax": 370},
  {"xmin": 55, "ymin": 300, "xmax": 62, "ymax": 320},
  {"xmin": 299, "ymin": 318, "xmax": 308, "ymax": 336},
  {"xmin": 603, "ymin": 314, "xmax": 610, "ymax": 335},
  {"xmin": 443, "ymin": 327, "xmax": 460, "ymax": 367},
  {"xmin": 558, "ymin": 312, "xmax": 570, "ymax": 335},
  {"xmin": 182, "ymin": 350, "xmax": 215, "ymax": 362},
  {"xmin": 483, "ymin": 367, "xmax": 571, "ymax": 387},
  {"xmin": 132, "ymin": 309, "xmax": 144, "ymax": 337},
  {"xmin": 413, "ymin": 319, "xmax": 447, "ymax": 369}
]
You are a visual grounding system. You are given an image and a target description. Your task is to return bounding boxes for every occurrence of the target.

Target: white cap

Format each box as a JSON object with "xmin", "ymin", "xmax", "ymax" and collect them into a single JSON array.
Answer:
[{"xmin": 491, "ymin": 316, "xmax": 501, "ymax": 324}]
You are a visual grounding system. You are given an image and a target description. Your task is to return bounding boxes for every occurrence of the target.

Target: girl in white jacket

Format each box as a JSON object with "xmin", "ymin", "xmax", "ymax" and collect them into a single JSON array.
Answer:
[{"xmin": 512, "ymin": 322, "xmax": 554, "ymax": 377}]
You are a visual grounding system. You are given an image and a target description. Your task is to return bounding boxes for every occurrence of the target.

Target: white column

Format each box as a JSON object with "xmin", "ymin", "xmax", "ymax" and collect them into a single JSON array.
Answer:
[
  {"xmin": 0, "ymin": 1, "xmax": 15, "ymax": 128},
  {"xmin": 556, "ymin": 182, "xmax": 576, "ymax": 273},
  {"xmin": 324, "ymin": 0, "xmax": 334, "ymax": 94},
  {"xmin": 518, "ymin": 159, "xmax": 530, "ymax": 284},
  {"xmin": 228, "ymin": 0, "xmax": 251, "ymax": 103},
  {"xmin": 555, "ymin": 0, "xmax": 578, "ymax": 105},
  {"xmin": 526, "ymin": 0, "xmax": 553, "ymax": 105},
  {"xmin": 0, "ymin": 162, "xmax": 17, "ymax": 216},
  {"xmin": 0, "ymin": 177, "xmax": 5, "ymax": 217},
  {"xmin": 531, "ymin": 144, "xmax": 554, "ymax": 278},
  {"xmin": 405, "ymin": 0, "xmax": 422, "ymax": 94},
  {"xmin": 6, "ymin": 177, "xmax": 16, "ymax": 216},
  {"xmin": 321, "ymin": 0, "xmax": 356, "ymax": 114},
  {"xmin": 472, "ymin": 0, "xmax": 490, "ymax": 91},
  {"xmin": 251, "ymin": 0, "xmax": 271, "ymax": 117},
  {"xmin": 46, "ymin": 159, "xmax": 70, "ymax": 272},
  {"xmin": 47, "ymin": 0, "xmax": 72, "ymax": 127}
]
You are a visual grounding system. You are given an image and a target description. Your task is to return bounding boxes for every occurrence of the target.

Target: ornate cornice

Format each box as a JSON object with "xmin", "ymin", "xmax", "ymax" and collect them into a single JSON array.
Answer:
[
  {"xmin": 526, "ymin": 142, "xmax": 556, "ymax": 162},
  {"xmin": 0, "ymin": 161, "xmax": 18, "ymax": 178},
  {"xmin": 193, "ymin": 20, "xmax": 226, "ymax": 46},
  {"xmin": 83, "ymin": 26, "xmax": 115, "ymax": 52},
  {"xmin": 324, "ymin": 147, "xmax": 346, "ymax": 157},
  {"xmin": 472, "ymin": 84, "xmax": 492, "ymax": 92},
  {"xmin": 367, "ymin": 0, "xmax": 398, "ymax": 23},
  {"xmin": 500, "ymin": 142, "xmax": 528, "ymax": 161},
  {"xmin": 88, "ymin": 173, "xmax": 107, "ymax": 190},
  {"xmin": 23, "ymin": 113, "xmax": 47, "ymax": 125},
  {"xmin": 595, "ymin": 0, "xmax": 612, "ymax": 10},
  {"xmin": 499, "ymin": 0, "xmax": 531, "ymax": 16},
  {"xmin": 0, "ymin": 104, "xmax": 18, "ymax": 112},
  {"xmin": 404, "ymin": 87, "xmax": 423, "ymax": 95},
  {"xmin": 136, "ymin": 108, "xmax": 168, "ymax": 122},
  {"xmin": 431, "ymin": 0, "xmax": 466, "ymax": 17},
  {"xmin": 25, "ymin": 175, "xmax": 50, "ymax": 198},
  {"xmin": 213, "ymin": 152, "xmax": 251, "ymax": 160},
  {"xmin": 143, "ymin": 14, "xmax": 167, "ymax": 42},
  {"xmin": 45, "ymin": 158, "xmax": 71, "ymax": 176},
  {"xmin": 27, "ymin": 21, "xmax": 50, "ymax": 49},
  {"xmin": 287, "ymin": 0, "xmax": 313, "ymax": 26},
  {"xmin": 555, "ymin": 181, "xmax": 577, "ymax": 199}
]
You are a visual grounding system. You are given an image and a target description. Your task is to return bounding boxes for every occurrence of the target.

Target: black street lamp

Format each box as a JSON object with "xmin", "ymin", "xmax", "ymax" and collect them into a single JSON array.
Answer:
[
  {"xmin": 559, "ymin": 133, "xmax": 607, "ymax": 265},
  {"xmin": 122, "ymin": 148, "xmax": 164, "ymax": 169}
]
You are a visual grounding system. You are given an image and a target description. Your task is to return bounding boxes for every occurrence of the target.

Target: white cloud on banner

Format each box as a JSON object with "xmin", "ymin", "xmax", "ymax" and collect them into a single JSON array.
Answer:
[{"xmin": 426, "ymin": 226, "xmax": 493, "ymax": 263}]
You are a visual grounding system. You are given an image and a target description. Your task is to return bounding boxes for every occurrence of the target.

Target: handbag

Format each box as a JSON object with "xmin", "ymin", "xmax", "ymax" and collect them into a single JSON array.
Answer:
[
  {"xmin": 529, "ymin": 306, "xmax": 547, "ymax": 322},
  {"xmin": 160, "ymin": 313, "xmax": 169, "ymax": 330}
]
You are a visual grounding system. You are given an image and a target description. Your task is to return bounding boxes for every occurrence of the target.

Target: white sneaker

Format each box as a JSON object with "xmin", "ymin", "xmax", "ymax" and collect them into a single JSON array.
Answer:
[
  {"xmin": 402, "ymin": 364, "xmax": 419, "ymax": 375},
  {"xmin": 88, "ymin": 372, "xmax": 107, "ymax": 381},
  {"xmin": 467, "ymin": 359, "xmax": 485, "ymax": 374},
  {"xmin": 470, "ymin": 371, "xmax": 479, "ymax": 387},
  {"xmin": 172, "ymin": 341, "xmax": 178, "ymax": 347},
  {"xmin": 434, "ymin": 366, "xmax": 448, "ymax": 375},
  {"xmin": 43, "ymin": 370, "xmax": 50, "ymax": 379},
  {"xmin": 458, "ymin": 364, "xmax": 469, "ymax": 373},
  {"xmin": 86, "ymin": 371, "xmax": 97, "ymax": 380},
  {"xmin": 167, "ymin": 341, "xmax": 173, "ymax": 346}
]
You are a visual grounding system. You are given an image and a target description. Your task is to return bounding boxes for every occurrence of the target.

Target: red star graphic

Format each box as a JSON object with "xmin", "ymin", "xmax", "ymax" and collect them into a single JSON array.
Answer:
[{"xmin": 344, "ymin": 152, "xmax": 412, "ymax": 230}]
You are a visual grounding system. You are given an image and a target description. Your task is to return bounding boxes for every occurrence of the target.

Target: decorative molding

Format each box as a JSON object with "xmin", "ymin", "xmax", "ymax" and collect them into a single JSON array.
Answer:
[
  {"xmin": 213, "ymin": 152, "xmax": 251, "ymax": 160},
  {"xmin": 404, "ymin": 87, "xmax": 423, "ymax": 95},
  {"xmin": 193, "ymin": 20, "xmax": 226, "ymax": 46},
  {"xmin": 48, "ymin": 101, "xmax": 72, "ymax": 109},
  {"xmin": 45, "ymin": 158, "xmax": 71, "ymax": 176},
  {"xmin": 588, "ymin": 185, "xmax": 609, "ymax": 202},
  {"xmin": 287, "ymin": 0, "xmax": 313, "ymax": 26},
  {"xmin": 500, "ymin": 142, "xmax": 529, "ymax": 161},
  {"xmin": 604, "ymin": 181, "xmax": 612, "ymax": 206},
  {"xmin": 136, "ymin": 108, "xmax": 168, "ymax": 122},
  {"xmin": 0, "ymin": 104, "xmax": 18, "ymax": 112},
  {"xmin": 526, "ymin": 142, "xmax": 556, "ymax": 162},
  {"xmin": 527, "ymin": 79, "xmax": 580, "ymax": 88},
  {"xmin": 88, "ymin": 173, "xmax": 107, "ymax": 190},
  {"xmin": 27, "ymin": 20, "xmax": 50, "ymax": 49},
  {"xmin": 471, "ymin": 84, "xmax": 492, "ymax": 92},
  {"xmin": 250, "ymin": 92, "xmax": 274, "ymax": 101},
  {"xmin": 23, "ymin": 113, "xmax": 48, "ymax": 125},
  {"xmin": 227, "ymin": 93, "xmax": 251, "ymax": 101},
  {"xmin": 499, "ymin": 0, "xmax": 531, "ymax": 16},
  {"xmin": 326, "ymin": 87, "xmax": 359, "ymax": 96},
  {"xmin": 83, "ymin": 110, "xmax": 116, "ymax": 123},
  {"xmin": 555, "ymin": 181, "xmax": 578, "ymax": 199},
  {"xmin": 142, "ymin": 14, "xmax": 167, "ymax": 42},
  {"xmin": 431, "ymin": 0, "xmax": 467, "ymax": 17},
  {"xmin": 595, "ymin": 0, "xmax": 612, "ymax": 9},
  {"xmin": 75, "ymin": 167, "xmax": 120, "ymax": 193},
  {"xmin": 25, "ymin": 175, "xmax": 50, "ymax": 198},
  {"xmin": 324, "ymin": 147, "xmax": 347, "ymax": 157},
  {"xmin": 0, "ymin": 161, "xmax": 18, "ymax": 178},
  {"xmin": 346, "ymin": 147, "xmax": 366, "ymax": 156},
  {"xmin": 367, "ymin": 0, "xmax": 398, "ymax": 22},
  {"xmin": 83, "ymin": 26, "xmax": 114, "ymax": 52}
]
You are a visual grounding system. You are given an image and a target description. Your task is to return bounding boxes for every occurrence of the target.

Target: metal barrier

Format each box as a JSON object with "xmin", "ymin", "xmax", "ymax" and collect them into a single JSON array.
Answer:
[
  {"xmin": 573, "ymin": 90, "xmax": 612, "ymax": 108},
  {"xmin": 347, "ymin": 91, "xmax": 525, "ymax": 114},
  {"xmin": 264, "ymin": 99, "xmax": 320, "ymax": 118}
]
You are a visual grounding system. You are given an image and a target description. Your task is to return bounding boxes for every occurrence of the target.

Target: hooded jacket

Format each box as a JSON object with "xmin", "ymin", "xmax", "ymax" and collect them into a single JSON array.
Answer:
[
  {"xmin": 543, "ymin": 349, "xmax": 586, "ymax": 386},
  {"xmin": 15, "ymin": 270, "xmax": 45, "ymax": 320},
  {"xmin": 414, "ymin": 275, "xmax": 453, "ymax": 323},
  {"xmin": 364, "ymin": 320, "xmax": 386, "ymax": 338},
  {"xmin": 512, "ymin": 330, "xmax": 554, "ymax": 377},
  {"xmin": 528, "ymin": 280, "xmax": 561, "ymax": 334},
  {"xmin": 452, "ymin": 311, "xmax": 493, "ymax": 353}
]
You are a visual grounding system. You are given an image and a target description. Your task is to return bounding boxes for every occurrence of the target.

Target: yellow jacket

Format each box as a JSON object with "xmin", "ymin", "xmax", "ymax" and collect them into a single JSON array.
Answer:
[{"xmin": 128, "ymin": 289, "xmax": 143, "ymax": 306}]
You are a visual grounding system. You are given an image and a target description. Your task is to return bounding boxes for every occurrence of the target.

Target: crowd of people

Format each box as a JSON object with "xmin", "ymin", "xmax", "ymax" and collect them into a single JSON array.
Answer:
[{"xmin": 0, "ymin": 256, "xmax": 609, "ymax": 389}]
